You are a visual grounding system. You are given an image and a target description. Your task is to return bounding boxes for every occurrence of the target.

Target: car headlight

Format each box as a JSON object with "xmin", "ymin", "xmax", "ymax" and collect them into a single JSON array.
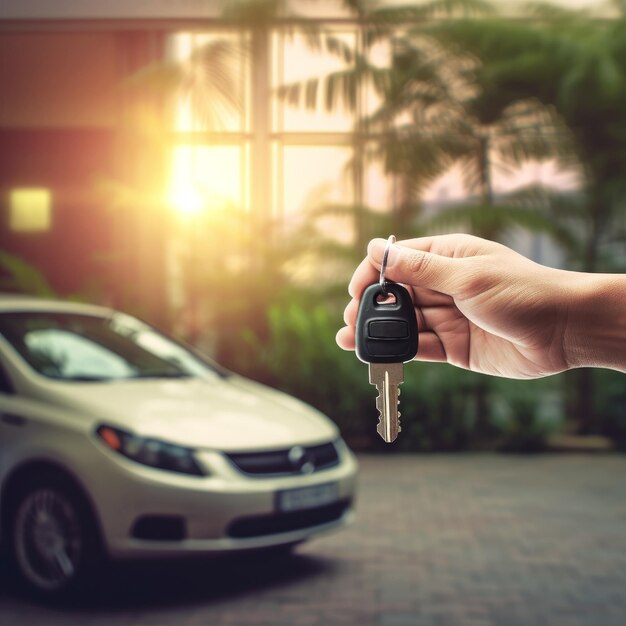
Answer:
[{"xmin": 96, "ymin": 425, "xmax": 205, "ymax": 476}]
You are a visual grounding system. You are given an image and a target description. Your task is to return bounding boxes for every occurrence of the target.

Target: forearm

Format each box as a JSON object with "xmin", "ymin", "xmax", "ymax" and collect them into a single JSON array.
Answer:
[{"xmin": 564, "ymin": 272, "xmax": 626, "ymax": 373}]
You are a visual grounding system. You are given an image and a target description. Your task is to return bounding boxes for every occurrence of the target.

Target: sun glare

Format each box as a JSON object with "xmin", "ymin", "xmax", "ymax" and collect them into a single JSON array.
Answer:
[
  {"xmin": 169, "ymin": 145, "xmax": 242, "ymax": 216},
  {"xmin": 167, "ymin": 32, "xmax": 244, "ymax": 217}
]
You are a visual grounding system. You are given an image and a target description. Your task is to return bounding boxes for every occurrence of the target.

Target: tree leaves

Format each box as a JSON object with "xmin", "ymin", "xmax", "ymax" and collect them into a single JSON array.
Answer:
[
  {"xmin": 124, "ymin": 37, "xmax": 244, "ymax": 133},
  {"xmin": 0, "ymin": 252, "xmax": 57, "ymax": 298}
]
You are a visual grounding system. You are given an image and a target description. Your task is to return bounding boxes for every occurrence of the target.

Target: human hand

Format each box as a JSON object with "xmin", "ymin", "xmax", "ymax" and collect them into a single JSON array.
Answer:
[{"xmin": 337, "ymin": 234, "xmax": 626, "ymax": 378}]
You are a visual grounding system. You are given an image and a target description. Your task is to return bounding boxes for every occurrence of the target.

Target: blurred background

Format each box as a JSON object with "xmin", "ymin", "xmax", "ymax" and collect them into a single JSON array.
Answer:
[{"xmin": 1, "ymin": 0, "xmax": 625, "ymax": 453}]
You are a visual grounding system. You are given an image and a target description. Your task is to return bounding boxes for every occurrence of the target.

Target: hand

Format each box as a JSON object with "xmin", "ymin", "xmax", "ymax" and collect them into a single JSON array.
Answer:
[{"xmin": 337, "ymin": 234, "xmax": 626, "ymax": 378}]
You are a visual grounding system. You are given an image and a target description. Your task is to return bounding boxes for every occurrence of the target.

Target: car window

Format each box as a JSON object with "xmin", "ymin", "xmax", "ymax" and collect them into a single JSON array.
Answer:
[
  {"xmin": 0, "ymin": 311, "xmax": 221, "ymax": 382},
  {"xmin": 24, "ymin": 329, "xmax": 137, "ymax": 380},
  {"xmin": 0, "ymin": 359, "xmax": 14, "ymax": 394}
]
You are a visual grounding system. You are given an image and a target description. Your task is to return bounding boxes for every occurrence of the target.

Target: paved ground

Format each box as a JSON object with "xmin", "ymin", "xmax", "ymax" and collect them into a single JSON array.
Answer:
[{"xmin": 1, "ymin": 454, "xmax": 626, "ymax": 625}]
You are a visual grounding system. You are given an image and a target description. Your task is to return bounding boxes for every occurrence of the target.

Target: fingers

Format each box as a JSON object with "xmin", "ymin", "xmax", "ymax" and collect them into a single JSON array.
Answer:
[
  {"xmin": 347, "ymin": 236, "xmax": 473, "ymax": 302},
  {"xmin": 341, "ymin": 234, "xmax": 487, "ymax": 359},
  {"xmin": 413, "ymin": 332, "xmax": 448, "ymax": 362},
  {"xmin": 368, "ymin": 238, "xmax": 462, "ymax": 295},
  {"xmin": 336, "ymin": 326, "xmax": 355, "ymax": 351},
  {"xmin": 345, "ymin": 288, "xmax": 454, "ymax": 325},
  {"xmin": 396, "ymin": 233, "xmax": 493, "ymax": 258},
  {"xmin": 343, "ymin": 297, "xmax": 359, "ymax": 326},
  {"xmin": 348, "ymin": 255, "xmax": 378, "ymax": 299}
]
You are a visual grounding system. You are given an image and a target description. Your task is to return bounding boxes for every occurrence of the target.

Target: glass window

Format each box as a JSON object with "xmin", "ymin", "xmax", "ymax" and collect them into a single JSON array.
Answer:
[
  {"xmin": 166, "ymin": 25, "xmax": 363, "ymax": 239},
  {"xmin": 24, "ymin": 329, "xmax": 137, "ymax": 380},
  {"xmin": 0, "ymin": 312, "xmax": 220, "ymax": 382},
  {"xmin": 285, "ymin": 1, "xmax": 353, "ymax": 19},
  {"xmin": 169, "ymin": 144, "xmax": 246, "ymax": 215},
  {"xmin": 168, "ymin": 32, "xmax": 247, "ymax": 133},
  {"xmin": 279, "ymin": 145, "xmax": 353, "ymax": 218},
  {"xmin": 363, "ymin": 38, "xmax": 392, "ymax": 120},
  {"xmin": 273, "ymin": 30, "xmax": 357, "ymax": 132},
  {"xmin": 364, "ymin": 151, "xmax": 393, "ymax": 210},
  {"xmin": 0, "ymin": 360, "xmax": 14, "ymax": 394}
]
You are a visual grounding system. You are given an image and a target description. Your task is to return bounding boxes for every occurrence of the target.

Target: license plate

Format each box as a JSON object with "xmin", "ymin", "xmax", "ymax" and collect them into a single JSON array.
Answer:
[{"xmin": 276, "ymin": 482, "xmax": 339, "ymax": 513}]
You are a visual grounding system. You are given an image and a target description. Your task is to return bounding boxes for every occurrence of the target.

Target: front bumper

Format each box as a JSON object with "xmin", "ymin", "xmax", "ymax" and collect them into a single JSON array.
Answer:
[{"xmin": 85, "ymin": 440, "xmax": 358, "ymax": 558}]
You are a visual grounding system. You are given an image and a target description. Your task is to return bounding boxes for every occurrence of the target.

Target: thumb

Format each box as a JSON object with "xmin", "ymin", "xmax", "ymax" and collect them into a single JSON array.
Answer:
[{"xmin": 368, "ymin": 238, "xmax": 461, "ymax": 295}]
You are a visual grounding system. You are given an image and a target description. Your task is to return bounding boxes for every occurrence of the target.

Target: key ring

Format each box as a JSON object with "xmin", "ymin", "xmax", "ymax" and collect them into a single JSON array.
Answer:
[{"xmin": 379, "ymin": 235, "xmax": 396, "ymax": 296}]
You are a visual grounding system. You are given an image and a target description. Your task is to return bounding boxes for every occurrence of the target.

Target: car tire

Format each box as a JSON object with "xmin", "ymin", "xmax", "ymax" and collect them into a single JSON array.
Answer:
[{"xmin": 6, "ymin": 472, "xmax": 104, "ymax": 599}]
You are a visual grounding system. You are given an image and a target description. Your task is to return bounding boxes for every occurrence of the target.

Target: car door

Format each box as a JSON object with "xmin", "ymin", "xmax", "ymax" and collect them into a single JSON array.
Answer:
[{"xmin": 0, "ymin": 354, "xmax": 25, "ymax": 473}]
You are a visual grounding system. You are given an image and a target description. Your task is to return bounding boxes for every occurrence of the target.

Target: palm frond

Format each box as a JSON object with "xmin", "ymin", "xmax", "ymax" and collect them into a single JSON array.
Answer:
[
  {"xmin": 222, "ymin": 0, "xmax": 286, "ymax": 22},
  {"xmin": 418, "ymin": 0, "xmax": 497, "ymax": 18},
  {"xmin": 425, "ymin": 201, "xmax": 579, "ymax": 249},
  {"xmin": 363, "ymin": 0, "xmax": 496, "ymax": 41},
  {"xmin": 184, "ymin": 38, "xmax": 244, "ymax": 128},
  {"xmin": 122, "ymin": 60, "xmax": 183, "ymax": 96},
  {"xmin": 0, "ymin": 251, "xmax": 57, "ymax": 297},
  {"xmin": 124, "ymin": 37, "xmax": 244, "ymax": 132},
  {"xmin": 324, "ymin": 34, "xmax": 355, "ymax": 64},
  {"xmin": 277, "ymin": 63, "xmax": 370, "ymax": 114},
  {"xmin": 523, "ymin": 2, "xmax": 589, "ymax": 20}
]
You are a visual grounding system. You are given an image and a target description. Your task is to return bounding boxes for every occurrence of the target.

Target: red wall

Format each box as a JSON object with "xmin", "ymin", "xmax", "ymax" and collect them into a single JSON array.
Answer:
[{"xmin": 0, "ymin": 31, "xmax": 169, "ymax": 327}]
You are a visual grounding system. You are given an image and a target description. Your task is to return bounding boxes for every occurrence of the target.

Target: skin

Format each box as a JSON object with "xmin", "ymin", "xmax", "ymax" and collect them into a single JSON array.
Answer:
[{"xmin": 337, "ymin": 234, "xmax": 626, "ymax": 379}]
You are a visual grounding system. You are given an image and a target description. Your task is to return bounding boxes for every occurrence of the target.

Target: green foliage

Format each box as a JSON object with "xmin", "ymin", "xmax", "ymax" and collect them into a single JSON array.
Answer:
[
  {"xmin": 597, "ymin": 370, "xmax": 626, "ymax": 451},
  {"xmin": 398, "ymin": 363, "xmax": 481, "ymax": 452},
  {"xmin": 4, "ymin": 1, "xmax": 623, "ymax": 455},
  {"xmin": 212, "ymin": 294, "xmax": 566, "ymax": 453},
  {"xmin": 216, "ymin": 295, "xmax": 377, "ymax": 446},
  {"xmin": 424, "ymin": 201, "xmax": 578, "ymax": 245},
  {"xmin": 489, "ymin": 377, "xmax": 564, "ymax": 452},
  {"xmin": 0, "ymin": 251, "xmax": 56, "ymax": 298},
  {"xmin": 124, "ymin": 35, "xmax": 244, "ymax": 133},
  {"xmin": 426, "ymin": 9, "xmax": 626, "ymax": 272},
  {"xmin": 212, "ymin": 2, "xmax": 626, "ymax": 449}
]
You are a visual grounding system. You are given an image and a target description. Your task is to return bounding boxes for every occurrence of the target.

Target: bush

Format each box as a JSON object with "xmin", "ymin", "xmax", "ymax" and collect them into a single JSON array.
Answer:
[
  {"xmin": 489, "ymin": 377, "xmax": 565, "ymax": 452},
  {"xmin": 598, "ymin": 370, "xmax": 626, "ymax": 451},
  {"xmin": 228, "ymin": 300, "xmax": 377, "ymax": 447},
  {"xmin": 218, "ymin": 297, "xmax": 490, "ymax": 450}
]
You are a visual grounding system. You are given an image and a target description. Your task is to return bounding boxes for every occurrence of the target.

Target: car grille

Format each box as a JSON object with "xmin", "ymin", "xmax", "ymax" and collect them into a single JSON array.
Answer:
[
  {"xmin": 225, "ymin": 441, "xmax": 340, "ymax": 477},
  {"xmin": 227, "ymin": 499, "xmax": 352, "ymax": 538},
  {"xmin": 131, "ymin": 515, "xmax": 186, "ymax": 541}
]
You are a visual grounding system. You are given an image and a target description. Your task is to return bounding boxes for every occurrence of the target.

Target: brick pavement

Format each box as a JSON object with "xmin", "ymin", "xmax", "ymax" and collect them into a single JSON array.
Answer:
[{"xmin": 1, "ymin": 454, "xmax": 626, "ymax": 626}]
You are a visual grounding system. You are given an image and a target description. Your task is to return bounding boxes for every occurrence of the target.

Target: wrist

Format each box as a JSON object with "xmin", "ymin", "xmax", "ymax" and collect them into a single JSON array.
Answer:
[{"xmin": 563, "ymin": 272, "xmax": 626, "ymax": 372}]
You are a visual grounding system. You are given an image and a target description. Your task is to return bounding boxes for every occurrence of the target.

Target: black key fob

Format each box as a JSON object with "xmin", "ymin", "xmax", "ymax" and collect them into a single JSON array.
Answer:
[{"xmin": 355, "ymin": 281, "xmax": 418, "ymax": 364}]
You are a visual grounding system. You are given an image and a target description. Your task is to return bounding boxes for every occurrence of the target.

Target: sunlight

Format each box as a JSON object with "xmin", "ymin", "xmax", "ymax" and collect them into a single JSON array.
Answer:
[
  {"xmin": 168, "ymin": 32, "xmax": 244, "ymax": 217},
  {"xmin": 168, "ymin": 145, "xmax": 241, "ymax": 216},
  {"xmin": 169, "ymin": 185, "xmax": 204, "ymax": 216}
]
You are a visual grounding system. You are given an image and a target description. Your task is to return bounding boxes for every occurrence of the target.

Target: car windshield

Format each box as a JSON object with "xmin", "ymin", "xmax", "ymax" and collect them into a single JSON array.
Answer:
[{"xmin": 0, "ymin": 310, "xmax": 223, "ymax": 382}]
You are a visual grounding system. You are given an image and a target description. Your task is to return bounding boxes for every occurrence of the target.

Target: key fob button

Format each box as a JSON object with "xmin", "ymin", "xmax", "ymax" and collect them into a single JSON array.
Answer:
[{"xmin": 368, "ymin": 320, "xmax": 409, "ymax": 339}]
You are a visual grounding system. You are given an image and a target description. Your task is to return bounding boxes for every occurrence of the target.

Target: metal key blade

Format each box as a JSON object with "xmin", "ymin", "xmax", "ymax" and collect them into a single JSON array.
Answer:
[{"xmin": 369, "ymin": 362, "xmax": 403, "ymax": 443}]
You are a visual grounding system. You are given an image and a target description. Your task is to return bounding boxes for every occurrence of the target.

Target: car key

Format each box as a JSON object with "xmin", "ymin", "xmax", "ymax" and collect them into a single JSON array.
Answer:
[
  {"xmin": 355, "ymin": 281, "xmax": 418, "ymax": 442},
  {"xmin": 355, "ymin": 237, "xmax": 418, "ymax": 443}
]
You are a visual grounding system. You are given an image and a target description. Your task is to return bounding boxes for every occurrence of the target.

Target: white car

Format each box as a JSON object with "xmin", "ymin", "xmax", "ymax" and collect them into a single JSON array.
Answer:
[{"xmin": 0, "ymin": 295, "xmax": 357, "ymax": 596}]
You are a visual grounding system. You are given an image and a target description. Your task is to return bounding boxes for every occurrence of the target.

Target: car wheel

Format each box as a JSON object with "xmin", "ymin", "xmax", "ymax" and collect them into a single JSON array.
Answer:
[{"xmin": 8, "ymin": 474, "xmax": 102, "ymax": 598}]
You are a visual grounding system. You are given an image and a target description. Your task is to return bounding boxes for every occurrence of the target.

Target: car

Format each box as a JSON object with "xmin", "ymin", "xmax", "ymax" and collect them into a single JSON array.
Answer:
[{"xmin": 0, "ymin": 295, "xmax": 358, "ymax": 597}]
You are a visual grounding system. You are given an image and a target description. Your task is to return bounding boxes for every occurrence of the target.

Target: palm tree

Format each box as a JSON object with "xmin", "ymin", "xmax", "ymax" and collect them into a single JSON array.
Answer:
[
  {"xmin": 424, "ymin": 2, "xmax": 626, "ymax": 433},
  {"xmin": 426, "ymin": 2, "xmax": 626, "ymax": 270},
  {"xmin": 279, "ymin": 0, "xmax": 626, "ymax": 438},
  {"xmin": 279, "ymin": 0, "xmax": 578, "ymax": 244},
  {"xmin": 119, "ymin": 0, "xmax": 372, "ymax": 345}
]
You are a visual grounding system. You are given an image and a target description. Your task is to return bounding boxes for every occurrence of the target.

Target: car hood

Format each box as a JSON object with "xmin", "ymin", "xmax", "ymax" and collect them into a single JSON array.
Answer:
[{"xmin": 36, "ymin": 375, "xmax": 338, "ymax": 451}]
